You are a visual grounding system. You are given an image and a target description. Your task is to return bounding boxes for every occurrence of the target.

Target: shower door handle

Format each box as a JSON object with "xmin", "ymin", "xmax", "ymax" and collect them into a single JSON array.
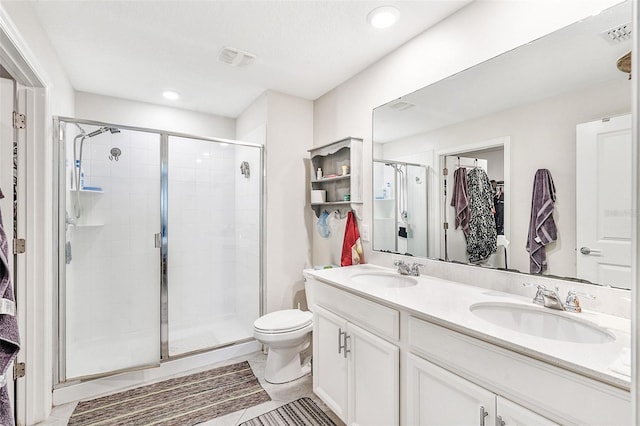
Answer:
[{"xmin": 154, "ymin": 233, "xmax": 161, "ymax": 249}]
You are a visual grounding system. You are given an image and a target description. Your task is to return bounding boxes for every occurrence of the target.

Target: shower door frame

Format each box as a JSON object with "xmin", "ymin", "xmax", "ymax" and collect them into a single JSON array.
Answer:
[{"xmin": 53, "ymin": 117, "xmax": 265, "ymax": 385}]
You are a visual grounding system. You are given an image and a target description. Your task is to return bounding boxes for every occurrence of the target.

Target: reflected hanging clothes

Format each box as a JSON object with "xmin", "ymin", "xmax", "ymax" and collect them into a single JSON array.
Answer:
[
  {"xmin": 0, "ymin": 203, "xmax": 20, "ymax": 426},
  {"xmin": 465, "ymin": 168, "xmax": 497, "ymax": 263},
  {"xmin": 341, "ymin": 211, "xmax": 365, "ymax": 266},
  {"xmin": 450, "ymin": 167, "xmax": 470, "ymax": 236},
  {"xmin": 526, "ymin": 169, "xmax": 557, "ymax": 273}
]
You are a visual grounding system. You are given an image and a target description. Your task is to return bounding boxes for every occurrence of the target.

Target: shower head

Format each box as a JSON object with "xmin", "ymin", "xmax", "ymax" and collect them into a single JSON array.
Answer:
[{"xmin": 87, "ymin": 126, "xmax": 120, "ymax": 138}]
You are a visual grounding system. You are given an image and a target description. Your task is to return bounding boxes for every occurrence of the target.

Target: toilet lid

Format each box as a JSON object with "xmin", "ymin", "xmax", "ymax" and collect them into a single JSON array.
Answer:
[{"xmin": 254, "ymin": 309, "xmax": 313, "ymax": 333}]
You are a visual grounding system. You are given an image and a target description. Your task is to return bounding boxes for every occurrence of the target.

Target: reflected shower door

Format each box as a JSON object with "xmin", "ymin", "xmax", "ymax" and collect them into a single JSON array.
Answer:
[
  {"xmin": 167, "ymin": 136, "xmax": 261, "ymax": 356},
  {"xmin": 62, "ymin": 123, "xmax": 161, "ymax": 380},
  {"xmin": 405, "ymin": 164, "xmax": 428, "ymax": 257}
]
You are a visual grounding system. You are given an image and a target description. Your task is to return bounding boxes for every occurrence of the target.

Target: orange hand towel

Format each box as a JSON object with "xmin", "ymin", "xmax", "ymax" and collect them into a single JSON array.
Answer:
[{"xmin": 341, "ymin": 211, "xmax": 365, "ymax": 266}]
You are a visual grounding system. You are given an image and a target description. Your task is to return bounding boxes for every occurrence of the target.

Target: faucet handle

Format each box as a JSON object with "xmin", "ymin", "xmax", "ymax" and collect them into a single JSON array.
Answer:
[
  {"xmin": 523, "ymin": 283, "xmax": 546, "ymax": 305},
  {"xmin": 565, "ymin": 289, "xmax": 596, "ymax": 313},
  {"xmin": 393, "ymin": 260, "xmax": 406, "ymax": 266},
  {"xmin": 410, "ymin": 263, "xmax": 424, "ymax": 276}
]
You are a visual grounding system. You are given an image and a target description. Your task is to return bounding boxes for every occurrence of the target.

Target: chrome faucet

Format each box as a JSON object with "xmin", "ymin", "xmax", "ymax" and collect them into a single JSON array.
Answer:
[
  {"xmin": 540, "ymin": 287, "xmax": 565, "ymax": 311},
  {"xmin": 394, "ymin": 260, "xmax": 424, "ymax": 276},
  {"xmin": 523, "ymin": 283, "xmax": 595, "ymax": 313}
]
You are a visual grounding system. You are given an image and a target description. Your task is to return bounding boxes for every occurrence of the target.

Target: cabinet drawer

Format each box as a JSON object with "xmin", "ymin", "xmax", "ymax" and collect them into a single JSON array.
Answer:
[
  {"xmin": 309, "ymin": 279, "xmax": 400, "ymax": 342},
  {"xmin": 408, "ymin": 316, "xmax": 630, "ymax": 425}
]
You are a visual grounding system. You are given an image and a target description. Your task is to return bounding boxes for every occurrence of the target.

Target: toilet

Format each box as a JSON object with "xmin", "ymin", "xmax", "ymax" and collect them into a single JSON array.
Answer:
[{"xmin": 253, "ymin": 308, "xmax": 313, "ymax": 384}]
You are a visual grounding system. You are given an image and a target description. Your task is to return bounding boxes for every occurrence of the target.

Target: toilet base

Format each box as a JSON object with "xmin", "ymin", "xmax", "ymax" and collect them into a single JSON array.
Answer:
[{"xmin": 264, "ymin": 345, "xmax": 311, "ymax": 384}]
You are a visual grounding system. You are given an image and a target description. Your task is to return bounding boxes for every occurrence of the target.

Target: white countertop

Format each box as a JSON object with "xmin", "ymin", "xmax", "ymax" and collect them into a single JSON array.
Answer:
[{"xmin": 304, "ymin": 264, "xmax": 631, "ymax": 391}]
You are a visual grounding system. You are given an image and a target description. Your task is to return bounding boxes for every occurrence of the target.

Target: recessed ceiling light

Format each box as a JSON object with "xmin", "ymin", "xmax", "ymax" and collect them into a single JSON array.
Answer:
[
  {"xmin": 367, "ymin": 6, "xmax": 400, "ymax": 29},
  {"xmin": 162, "ymin": 91, "xmax": 180, "ymax": 100}
]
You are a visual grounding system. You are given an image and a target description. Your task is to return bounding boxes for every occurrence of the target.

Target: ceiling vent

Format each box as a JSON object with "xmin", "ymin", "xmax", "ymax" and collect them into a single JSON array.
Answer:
[
  {"xmin": 601, "ymin": 23, "xmax": 632, "ymax": 43},
  {"xmin": 388, "ymin": 100, "xmax": 416, "ymax": 111},
  {"xmin": 218, "ymin": 47, "xmax": 256, "ymax": 67}
]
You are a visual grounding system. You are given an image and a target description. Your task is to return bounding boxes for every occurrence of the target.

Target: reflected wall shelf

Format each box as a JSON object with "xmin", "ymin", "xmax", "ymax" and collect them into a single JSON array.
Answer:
[{"xmin": 309, "ymin": 137, "xmax": 363, "ymax": 218}]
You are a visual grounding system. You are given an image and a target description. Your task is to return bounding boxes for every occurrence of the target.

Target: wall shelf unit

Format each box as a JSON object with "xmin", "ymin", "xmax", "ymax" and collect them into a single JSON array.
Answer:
[{"xmin": 309, "ymin": 137, "xmax": 362, "ymax": 217}]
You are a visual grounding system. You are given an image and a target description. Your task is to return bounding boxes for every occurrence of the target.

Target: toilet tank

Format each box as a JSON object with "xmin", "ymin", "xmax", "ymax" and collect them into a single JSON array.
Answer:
[{"xmin": 302, "ymin": 269, "xmax": 318, "ymax": 312}]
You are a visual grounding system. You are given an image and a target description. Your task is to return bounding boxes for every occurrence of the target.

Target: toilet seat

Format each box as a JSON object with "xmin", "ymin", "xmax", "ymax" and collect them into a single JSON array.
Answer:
[{"xmin": 254, "ymin": 309, "xmax": 313, "ymax": 334}]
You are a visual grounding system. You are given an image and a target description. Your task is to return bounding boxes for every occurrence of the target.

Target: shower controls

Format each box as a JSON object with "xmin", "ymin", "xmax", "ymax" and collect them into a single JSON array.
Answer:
[{"xmin": 109, "ymin": 147, "xmax": 122, "ymax": 161}]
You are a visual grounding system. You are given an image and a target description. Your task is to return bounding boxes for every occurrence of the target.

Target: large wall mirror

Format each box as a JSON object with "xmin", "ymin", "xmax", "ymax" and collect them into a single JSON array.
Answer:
[{"xmin": 372, "ymin": 0, "xmax": 633, "ymax": 290}]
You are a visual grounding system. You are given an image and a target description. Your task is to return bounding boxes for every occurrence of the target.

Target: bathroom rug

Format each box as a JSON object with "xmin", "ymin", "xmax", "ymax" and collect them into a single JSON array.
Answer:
[
  {"xmin": 240, "ymin": 397, "xmax": 337, "ymax": 426},
  {"xmin": 68, "ymin": 361, "xmax": 270, "ymax": 425}
]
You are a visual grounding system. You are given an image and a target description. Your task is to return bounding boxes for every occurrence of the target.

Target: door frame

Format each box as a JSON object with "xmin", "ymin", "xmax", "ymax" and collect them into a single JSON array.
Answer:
[
  {"xmin": 0, "ymin": 8, "xmax": 52, "ymax": 425},
  {"xmin": 434, "ymin": 136, "xmax": 511, "ymax": 262}
]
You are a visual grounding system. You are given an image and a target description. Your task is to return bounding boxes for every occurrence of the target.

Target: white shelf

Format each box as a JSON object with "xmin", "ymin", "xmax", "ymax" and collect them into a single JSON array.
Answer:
[
  {"xmin": 312, "ymin": 174, "xmax": 350, "ymax": 183},
  {"xmin": 309, "ymin": 137, "xmax": 363, "ymax": 217},
  {"xmin": 79, "ymin": 189, "xmax": 104, "ymax": 194},
  {"xmin": 74, "ymin": 223, "xmax": 104, "ymax": 228}
]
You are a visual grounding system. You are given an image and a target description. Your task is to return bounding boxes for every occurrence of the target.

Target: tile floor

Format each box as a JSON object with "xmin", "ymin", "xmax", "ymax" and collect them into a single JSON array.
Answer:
[{"xmin": 38, "ymin": 351, "xmax": 344, "ymax": 426}]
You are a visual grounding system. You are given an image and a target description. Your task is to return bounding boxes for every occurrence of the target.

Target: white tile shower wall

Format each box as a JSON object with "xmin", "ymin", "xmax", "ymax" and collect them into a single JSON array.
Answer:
[
  {"xmin": 168, "ymin": 137, "xmax": 239, "ymax": 348},
  {"xmin": 65, "ymin": 128, "xmax": 161, "ymax": 379}
]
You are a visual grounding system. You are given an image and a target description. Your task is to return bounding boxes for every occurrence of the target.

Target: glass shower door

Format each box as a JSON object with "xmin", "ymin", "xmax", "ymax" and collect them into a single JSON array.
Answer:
[
  {"xmin": 167, "ymin": 135, "xmax": 261, "ymax": 356},
  {"xmin": 60, "ymin": 122, "xmax": 161, "ymax": 380}
]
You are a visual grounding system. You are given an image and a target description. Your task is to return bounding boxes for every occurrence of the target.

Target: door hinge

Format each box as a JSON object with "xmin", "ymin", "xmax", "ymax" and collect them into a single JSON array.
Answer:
[
  {"xmin": 13, "ymin": 362, "xmax": 25, "ymax": 379},
  {"xmin": 12, "ymin": 111, "xmax": 25, "ymax": 129},
  {"xmin": 442, "ymin": 167, "xmax": 449, "ymax": 176},
  {"xmin": 443, "ymin": 222, "xmax": 449, "ymax": 230},
  {"xmin": 13, "ymin": 238, "xmax": 25, "ymax": 254}
]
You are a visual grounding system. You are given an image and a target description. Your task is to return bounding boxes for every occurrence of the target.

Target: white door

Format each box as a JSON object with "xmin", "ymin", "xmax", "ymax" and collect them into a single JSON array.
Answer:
[
  {"xmin": 443, "ymin": 156, "xmax": 488, "ymax": 263},
  {"xmin": 576, "ymin": 115, "xmax": 632, "ymax": 289},
  {"xmin": 313, "ymin": 306, "xmax": 348, "ymax": 423},
  {"xmin": 406, "ymin": 354, "xmax": 495, "ymax": 426},
  {"xmin": 496, "ymin": 397, "xmax": 559, "ymax": 426},
  {"xmin": 347, "ymin": 322, "xmax": 399, "ymax": 426}
]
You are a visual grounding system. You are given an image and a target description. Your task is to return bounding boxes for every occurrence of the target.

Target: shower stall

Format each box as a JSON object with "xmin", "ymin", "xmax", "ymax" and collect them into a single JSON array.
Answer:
[
  {"xmin": 54, "ymin": 118, "xmax": 263, "ymax": 383},
  {"xmin": 373, "ymin": 160, "xmax": 428, "ymax": 257}
]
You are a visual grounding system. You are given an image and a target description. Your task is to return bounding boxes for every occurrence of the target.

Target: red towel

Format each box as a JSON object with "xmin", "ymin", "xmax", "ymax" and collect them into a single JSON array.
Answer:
[{"xmin": 341, "ymin": 211, "xmax": 365, "ymax": 266}]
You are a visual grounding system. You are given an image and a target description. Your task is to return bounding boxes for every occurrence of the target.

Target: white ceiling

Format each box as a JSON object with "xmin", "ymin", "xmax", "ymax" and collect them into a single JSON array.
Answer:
[{"xmin": 30, "ymin": 0, "xmax": 471, "ymax": 118}]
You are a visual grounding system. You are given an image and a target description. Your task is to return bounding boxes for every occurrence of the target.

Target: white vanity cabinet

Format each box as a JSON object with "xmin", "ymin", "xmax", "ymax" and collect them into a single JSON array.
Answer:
[
  {"xmin": 306, "ymin": 272, "xmax": 630, "ymax": 426},
  {"xmin": 408, "ymin": 317, "xmax": 630, "ymax": 425},
  {"xmin": 313, "ymin": 305, "xmax": 399, "ymax": 426},
  {"xmin": 497, "ymin": 397, "xmax": 559, "ymax": 426},
  {"xmin": 309, "ymin": 277, "xmax": 400, "ymax": 426},
  {"xmin": 407, "ymin": 353, "xmax": 558, "ymax": 426}
]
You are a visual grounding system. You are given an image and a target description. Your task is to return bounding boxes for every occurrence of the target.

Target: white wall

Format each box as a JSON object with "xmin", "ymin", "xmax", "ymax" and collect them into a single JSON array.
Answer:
[
  {"xmin": 313, "ymin": 0, "xmax": 623, "ymax": 266},
  {"xmin": 0, "ymin": 1, "xmax": 74, "ymax": 115},
  {"xmin": 236, "ymin": 90, "xmax": 314, "ymax": 313},
  {"xmin": 75, "ymin": 92, "xmax": 235, "ymax": 140}
]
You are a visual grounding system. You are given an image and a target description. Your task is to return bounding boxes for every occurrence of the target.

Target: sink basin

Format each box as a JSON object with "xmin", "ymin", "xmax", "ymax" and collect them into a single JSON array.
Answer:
[
  {"xmin": 470, "ymin": 302, "xmax": 615, "ymax": 344},
  {"xmin": 350, "ymin": 272, "xmax": 418, "ymax": 288}
]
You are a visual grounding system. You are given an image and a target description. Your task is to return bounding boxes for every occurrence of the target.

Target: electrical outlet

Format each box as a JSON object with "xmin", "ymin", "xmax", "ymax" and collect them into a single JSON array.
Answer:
[{"xmin": 361, "ymin": 224, "xmax": 370, "ymax": 241}]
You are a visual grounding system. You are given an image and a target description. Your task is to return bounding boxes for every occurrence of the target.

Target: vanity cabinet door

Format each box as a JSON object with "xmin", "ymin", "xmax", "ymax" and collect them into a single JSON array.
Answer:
[
  {"xmin": 313, "ymin": 306, "xmax": 348, "ymax": 423},
  {"xmin": 347, "ymin": 322, "xmax": 399, "ymax": 426},
  {"xmin": 407, "ymin": 354, "xmax": 495, "ymax": 426},
  {"xmin": 496, "ymin": 397, "xmax": 559, "ymax": 426}
]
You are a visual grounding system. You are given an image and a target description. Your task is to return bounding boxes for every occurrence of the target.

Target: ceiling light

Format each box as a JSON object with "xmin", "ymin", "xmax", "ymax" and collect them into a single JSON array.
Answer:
[
  {"xmin": 368, "ymin": 6, "xmax": 400, "ymax": 29},
  {"xmin": 162, "ymin": 91, "xmax": 180, "ymax": 100}
]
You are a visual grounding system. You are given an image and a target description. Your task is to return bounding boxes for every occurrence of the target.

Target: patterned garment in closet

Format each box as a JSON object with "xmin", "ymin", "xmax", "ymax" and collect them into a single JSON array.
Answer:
[{"xmin": 465, "ymin": 168, "xmax": 497, "ymax": 263}]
